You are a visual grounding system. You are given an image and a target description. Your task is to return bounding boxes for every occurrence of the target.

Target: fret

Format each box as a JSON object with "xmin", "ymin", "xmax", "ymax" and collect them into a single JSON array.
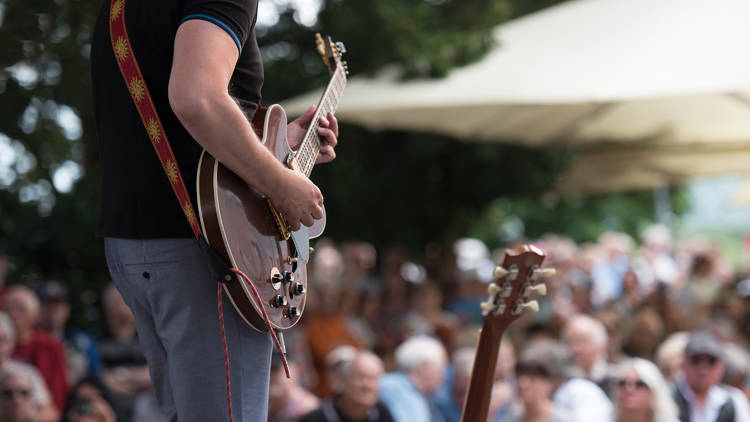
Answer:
[{"xmin": 296, "ymin": 63, "xmax": 348, "ymax": 178}]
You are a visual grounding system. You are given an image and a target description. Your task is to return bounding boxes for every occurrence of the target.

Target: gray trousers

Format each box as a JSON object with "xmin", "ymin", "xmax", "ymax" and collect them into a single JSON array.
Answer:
[{"xmin": 104, "ymin": 237, "xmax": 272, "ymax": 422}]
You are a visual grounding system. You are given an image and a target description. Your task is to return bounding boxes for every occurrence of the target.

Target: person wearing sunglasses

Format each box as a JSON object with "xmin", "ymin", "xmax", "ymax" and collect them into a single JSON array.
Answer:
[
  {"xmin": 506, "ymin": 350, "xmax": 572, "ymax": 422},
  {"xmin": 672, "ymin": 331, "xmax": 750, "ymax": 422},
  {"xmin": 614, "ymin": 358, "xmax": 678, "ymax": 422},
  {"xmin": 0, "ymin": 368, "xmax": 38, "ymax": 422}
]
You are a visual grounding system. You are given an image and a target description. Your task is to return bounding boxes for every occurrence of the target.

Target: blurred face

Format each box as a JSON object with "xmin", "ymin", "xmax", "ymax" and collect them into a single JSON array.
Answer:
[
  {"xmin": 342, "ymin": 354, "xmax": 383, "ymax": 408},
  {"xmin": 615, "ymin": 368, "xmax": 652, "ymax": 413},
  {"xmin": 66, "ymin": 383, "xmax": 117, "ymax": 422},
  {"xmin": 0, "ymin": 373, "xmax": 36, "ymax": 422},
  {"xmin": 40, "ymin": 300, "xmax": 70, "ymax": 333},
  {"xmin": 4, "ymin": 291, "xmax": 38, "ymax": 338},
  {"xmin": 683, "ymin": 354, "xmax": 724, "ymax": 394},
  {"xmin": 564, "ymin": 325, "xmax": 602, "ymax": 372},
  {"xmin": 0, "ymin": 324, "xmax": 14, "ymax": 365},
  {"xmin": 515, "ymin": 362, "xmax": 553, "ymax": 406},
  {"xmin": 416, "ymin": 353, "xmax": 447, "ymax": 395}
]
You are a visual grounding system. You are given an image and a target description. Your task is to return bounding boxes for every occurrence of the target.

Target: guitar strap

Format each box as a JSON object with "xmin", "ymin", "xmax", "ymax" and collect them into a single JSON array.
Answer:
[{"xmin": 108, "ymin": 1, "xmax": 291, "ymax": 419}]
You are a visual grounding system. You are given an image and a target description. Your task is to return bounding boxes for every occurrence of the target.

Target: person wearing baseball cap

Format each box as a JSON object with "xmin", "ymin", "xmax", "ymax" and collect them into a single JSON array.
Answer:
[{"xmin": 672, "ymin": 331, "xmax": 750, "ymax": 422}]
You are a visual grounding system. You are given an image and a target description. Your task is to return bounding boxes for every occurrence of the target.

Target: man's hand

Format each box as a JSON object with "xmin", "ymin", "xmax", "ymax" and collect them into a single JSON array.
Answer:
[
  {"xmin": 267, "ymin": 169, "xmax": 324, "ymax": 230},
  {"xmin": 287, "ymin": 105, "xmax": 338, "ymax": 164}
]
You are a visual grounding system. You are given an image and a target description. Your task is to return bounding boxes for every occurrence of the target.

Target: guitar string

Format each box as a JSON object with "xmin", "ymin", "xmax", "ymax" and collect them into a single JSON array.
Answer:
[{"xmin": 300, "ymin": 68, "xmax": 347, "ymax": 176}]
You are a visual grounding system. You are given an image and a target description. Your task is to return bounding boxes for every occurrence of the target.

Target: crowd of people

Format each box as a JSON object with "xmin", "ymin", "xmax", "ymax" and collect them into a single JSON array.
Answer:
[{"xmin": 0, "ymin": 223, "xmax": 749, "ymax": 421}]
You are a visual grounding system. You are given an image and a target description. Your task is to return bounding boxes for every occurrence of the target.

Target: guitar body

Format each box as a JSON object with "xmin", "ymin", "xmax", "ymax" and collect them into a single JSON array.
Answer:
[
  {"xmin": 197, "ymin": 34, "xmax": 347, "ymax": 332},
  {"xmin": 197, "ymin": 104, "xmax": 322, "ymax": 332}
]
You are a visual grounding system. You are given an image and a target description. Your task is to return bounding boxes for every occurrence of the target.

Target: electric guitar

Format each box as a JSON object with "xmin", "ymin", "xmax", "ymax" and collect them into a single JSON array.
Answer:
[
  {"xmin": 196, "ymin": 34, "xmax": 348, "ymax": 331},
  {"xmin": 461, "ymin": 245, "xmax": 554, "ymax": 422}
]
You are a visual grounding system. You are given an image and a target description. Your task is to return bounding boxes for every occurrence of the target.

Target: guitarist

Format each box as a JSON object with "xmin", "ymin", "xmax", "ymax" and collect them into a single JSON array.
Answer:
[{"xmin": 90, "ymin": 0, "xmax": 339, "ymax": 421}]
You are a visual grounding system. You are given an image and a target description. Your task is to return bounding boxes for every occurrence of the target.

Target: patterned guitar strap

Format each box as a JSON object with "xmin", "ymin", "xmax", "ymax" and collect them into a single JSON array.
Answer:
[{"xmin": 108, "ymin": 0, "xmax": 291, "ymax": 419}]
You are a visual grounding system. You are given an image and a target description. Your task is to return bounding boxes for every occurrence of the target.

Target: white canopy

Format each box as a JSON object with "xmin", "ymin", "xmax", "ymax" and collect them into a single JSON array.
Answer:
[{"xmin": 283, "ymin": 0, "xmax": 750, "ymax": 192}]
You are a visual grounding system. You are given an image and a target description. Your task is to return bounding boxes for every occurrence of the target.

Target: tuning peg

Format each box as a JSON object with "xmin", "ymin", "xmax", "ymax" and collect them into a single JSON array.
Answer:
[
  {"xmin": 480, "ymin": 301, "xmax": 496, "ymax": 313},
  {"xmin": 534, "ymin": 268, "xmax": 556, "ymax": 278},
  {"xmin": 521, "ymin": 300, "xmax": 540, "ymax": 313},
  {"xmin": 493, "ymin": 266, "xmax": 508, "ymax": 278},
  {"xmin": 487, "ymin": 283, "xmax": 501, "ymax": 295},
  {"xmin": 528, "ymin": 283, "xmax": 547, "ymax": 296},
  {"xmin": 336, "ymin": 41, "xmax": 347, "ymax": 53}
]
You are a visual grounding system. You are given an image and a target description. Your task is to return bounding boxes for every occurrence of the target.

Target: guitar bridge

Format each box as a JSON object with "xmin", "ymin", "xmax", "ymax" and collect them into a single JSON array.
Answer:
[{"xmin": 265, "ymin": 198, "xmax": 291, "ymax": 240}]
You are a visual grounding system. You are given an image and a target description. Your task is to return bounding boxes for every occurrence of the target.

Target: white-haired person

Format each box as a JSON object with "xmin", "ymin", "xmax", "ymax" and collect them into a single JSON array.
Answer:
[
  {"xmin": 0, "ymin": 366, "xmax": 40, "ymax": 422},
  {"xmin": 379, "ymin": 335, "xmax": 447, "ymax": 422},
  {"xmin": 302, "ymin": 350, "xmax": 394, "ymax": 422},
  {"xmin": 562, "ymin": 314, "xmax": 618, "ymax": 397},
  {"xmin": 0, "ymin": 304, "xmax": 59, "ymax": 422},
  {"xmin": 614, "ymin": 358, "xmax": 679, "ymax": 422}
]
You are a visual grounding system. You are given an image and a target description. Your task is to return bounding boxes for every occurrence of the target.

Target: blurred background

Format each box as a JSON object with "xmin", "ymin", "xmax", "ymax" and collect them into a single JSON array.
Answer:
[{"xmin": 2, "ymin": 0, "xmax": 750, "ymax": 421}]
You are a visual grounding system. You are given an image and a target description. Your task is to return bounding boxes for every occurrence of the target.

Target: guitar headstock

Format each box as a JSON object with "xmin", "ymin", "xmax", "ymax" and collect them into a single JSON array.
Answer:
[
  {"xmin": 479, "ymin": 245, "xmax": 554, "ymax": 330},
  {"xmin": 315, "ymin": 33, "xmax": 348, "ymax": 77}
]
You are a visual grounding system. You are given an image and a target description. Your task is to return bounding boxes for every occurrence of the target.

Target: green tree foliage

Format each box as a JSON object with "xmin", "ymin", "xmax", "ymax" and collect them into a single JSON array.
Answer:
[{"xmin": 0, "ymin": 0, "xmax": 680, "ymax": 323}]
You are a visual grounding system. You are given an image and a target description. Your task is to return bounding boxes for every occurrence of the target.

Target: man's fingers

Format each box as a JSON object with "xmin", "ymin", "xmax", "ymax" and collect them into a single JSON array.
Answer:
[
  {"xmin": 327, "ymin": 112, "xmax": 338, "ymax": 137},
  {"xmin": 301, "ymin": 215, "xmax": 314, "ymax": 227},
  {"xmin": 317, "ymin": 128, "xmax": 338, "ymax": 147},
  {"xmin": 317, "ymin": 147, "xmax": 336, "ymax": 163},
  {"xmin": 312, "ymin": 206, "xmax": 324, "ymax": 220}
]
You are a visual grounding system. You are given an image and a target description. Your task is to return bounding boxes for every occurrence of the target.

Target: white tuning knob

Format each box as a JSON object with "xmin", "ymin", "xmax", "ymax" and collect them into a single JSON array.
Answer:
[
  {"xmin": 487, "ymin": 283, "xmax": 501, "ymax": 295},
  {"xmin": 534, "ymin": 268, "xmax": 556, "ymax": 277},
  {"xmin": 528, "ymin": 283, "xmax": 547, "ymax": 296},
  {"xmin": 480, "ymin": 301, "xmax": 496, "ymax": 313},
  {"xmin": 493, "ymin": 266, "xmax": 508, "ymax": 278},
  {"xmin": 522, "ymin": 300, "xmax": 540, "ymax": 313}
]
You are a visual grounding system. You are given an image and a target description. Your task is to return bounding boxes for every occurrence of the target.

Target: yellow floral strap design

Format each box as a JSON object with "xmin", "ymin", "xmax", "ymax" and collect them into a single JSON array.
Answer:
[{"xmin": 109, "ymin": 0, "xmax": 201, "ymax": 238}]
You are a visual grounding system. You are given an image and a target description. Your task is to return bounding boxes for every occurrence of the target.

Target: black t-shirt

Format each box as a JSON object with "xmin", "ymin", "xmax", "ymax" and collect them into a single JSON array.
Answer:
[{"xmin": 91, "ymin": 0, "xmax": 263, "ymax": 238}]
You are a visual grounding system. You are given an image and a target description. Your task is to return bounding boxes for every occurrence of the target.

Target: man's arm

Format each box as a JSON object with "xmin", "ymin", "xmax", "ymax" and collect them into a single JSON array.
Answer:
[{"xmin": 168, "ymin": 20, "xmax": 323, "ymax": 229}]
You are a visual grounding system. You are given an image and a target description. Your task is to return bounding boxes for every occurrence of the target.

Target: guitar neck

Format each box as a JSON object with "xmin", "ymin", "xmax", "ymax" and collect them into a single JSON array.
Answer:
[
  {"xmin": 296, "ymin": 66, "xmax": 347, "ymax": 177},
  {"xmin": 461, "ymin": 319, "xmax": 508, "ymax": 422}
]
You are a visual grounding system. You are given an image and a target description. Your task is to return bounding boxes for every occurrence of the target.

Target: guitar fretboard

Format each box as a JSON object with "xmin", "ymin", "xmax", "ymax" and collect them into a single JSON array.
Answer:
[{"xmin": 295, "ymin": 65, "xmax": 347, "ymax": 177}]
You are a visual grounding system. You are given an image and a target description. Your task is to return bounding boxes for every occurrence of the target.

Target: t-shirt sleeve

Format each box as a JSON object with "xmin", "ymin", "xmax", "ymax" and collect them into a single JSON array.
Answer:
[{"xmin": 180, "ymin": 0, "xmax": 257, "ymax": 53}]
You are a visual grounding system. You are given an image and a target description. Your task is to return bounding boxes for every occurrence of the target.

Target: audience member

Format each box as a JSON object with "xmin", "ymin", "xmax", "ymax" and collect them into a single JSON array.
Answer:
[
  {"xmin": 655, "ymin": 332, "xmax": 689, "ymax": 382},
  {"xmin": 268, "ymin": 354, "xmax": 320, "ymax": 422},
  {"xmin": 4, "ymin": 285, "xmax": 69, "ymax": 411},
  {"xmin": 672, "ymin": 331, "xmax": 750, "ymax": 422},
  {"xmin": 37, "ymin": 280, "xmax": 102, "ymax": 383},
  {"xmin": 379, "ymin": 335, "xmax": 447, "ymax": 422},
  {"xmin": 614, "ymin": 358, "xmax": 678, "ymax": 422},
  {"xmin": 634, "ymin": 224, "xmax": 679, "ymax": 292},
  {"xmin": 61, "ymin": 376, "xmax": 117, "ymax": 422},
  {"xmin": 98, "ymin": 284, "xmax": 151, "ymax": 421},
  {"xmin": 305, "ymin": 242, "xmax": 364, "ymax": 396},
  {"xmin": 301, "ymin": 350, "xmax": 393, "ymax": 422},
  {"xmin": 0, "ymin": 312, "xmax": 58, "ymax": 421},
  {"xmin": 506, "ymin": 344, "xmax": 571, "ymax": 422},
  {"xmin": 623, "ymin": 307, "xmax": 666, "ymax": 360},
  {"xmin": 590, "ymin": 232, "xmax": 632, "ymax": 307},
  {"xmin": 562, "ymin": 313, "xmax": 617, "ymax": 396},
  {"xmin": 325, "ymin": 345, "xmax": 358, "ymax": 395},
  {"xmin": 0, "ymin": 367, "xmax": 39, "ymax": 422},
  {"xmin": 722, "ymin": 344, "xmax": 750, "ymax": 400},
  {"xmin": 532, "ymin": 339, "xmax": 612, "ymax": 422}
]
